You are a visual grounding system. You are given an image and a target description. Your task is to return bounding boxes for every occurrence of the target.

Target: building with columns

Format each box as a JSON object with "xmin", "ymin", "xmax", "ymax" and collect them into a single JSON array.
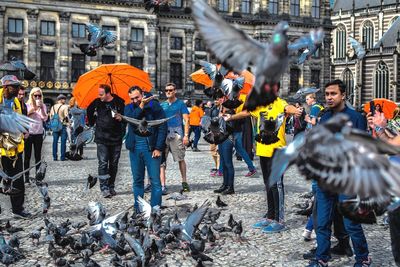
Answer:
[
  {"xmin": 331, "ymin": 0, "xmax": 400, "ymax": 107},
  {"xmin": 1, "ymin": 0, "xmax": 332, "ymax": 104}
]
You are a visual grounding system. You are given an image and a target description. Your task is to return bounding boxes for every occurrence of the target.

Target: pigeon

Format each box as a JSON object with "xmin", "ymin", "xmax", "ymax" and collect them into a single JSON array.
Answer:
[
  {"xmin": 29, "ymin": 227, "xmax": 43, "ymax": 245},
  {"xmin": 166, "ymin": 189, "xmax": 189, "ymax": 205},
  {"xmin": 348, "ymin": 36, "xmax": 367, "ymax": 61},
  {"xmin": 0, "ymin": 57, "xmax": 36, "ymax": 80},
  {"xmin": 8, "ymin": 235, "xmax": 20, "ymax": 249},
  {"xmin": 255, "ymin": 113, "xmax": 285, "ymax": 145},
  {"xmin": 216, "ymin": 196, "xmax": 227, "ymax": 208},
  {"xmin": 199, "ymin": 60, "xmax": 229, "ymax": 100},
  {"xmin": 34, "ymin": 160, "xmax": 47, "ymax": 182},
  {"xmin": 144, "ymin": 0, "xmax": 173, "ymax": 13},
  {"xmin": 83, "ymin": 251, "xmax": 100, "ymax": 267},
  {"xmin": 85, "ymin": 174, "xmax": 98, "ymax": 191},
  {"xmin": 191, "ymin": 0, "xmax": 323, "ymax": 111},
  {"xmin": 222, "ymin": 77, "xmax": 244, "ymax": 109},
  {"xmin": 0, "ymin": 235, "xmax": 25, "ymax": 262},
  {"xmin": 268, "ymin": 113, "xmax": 400, "ymax": 199},
  {"xmin": 206, "ymin": 227, "xmax": 216, "ymax": 243},
  {"xmin": 291, "ymin": 87, "xmax": 320, "ymax": 101},
  {"xmin": 288, "ymin": 28, "xmax": 324, "ymax": 65},
  {"xmin": 79, "ymin": 24, "xmax": 117, "ymax": 57},
  {"xmin": 120, "ymin": 115, "xmax": 174, "ymax": 137},
  {"xmin": 71, "ymin": 127, "xmax": 94, "ymax": 156},
  {"xmin": 227, "ymin": 214, "xmax": 237, "ymax": 229},
  {"xmin": 201, "ymin": 116, "xmax": 232, "ymax": 144},
  {"xmin": 124, "ymin": 234, "xmax": 145, "ymax": 265},
  {"xmin": 36, "ymin": 182, "xmax": 50, "ymax": 213},
  {"xmin": 232, "ymin": 220, "xmax": 243, "ymax": 240},
  {"xmin": 87, "ymin": 202, "xmax": 106, "ymax": 226},
  {"xmin": 5, "ymin": 220, "xmax": 23, "ymax": 234},
  {"xmin": 0, "ymin": 105, "xmax": 37, "ymax": 135}
]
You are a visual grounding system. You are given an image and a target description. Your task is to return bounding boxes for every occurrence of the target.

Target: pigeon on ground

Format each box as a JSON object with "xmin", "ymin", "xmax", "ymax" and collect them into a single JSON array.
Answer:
[
  {"xmin": 29, "ymin": 227, "xmax": 43, "ymax": 245},
  {"xmin": 201, "ymin": 116, "xmax": 232, "ymax": 144},
  {"xmin": 79, "ymin": 24, "xmax": 117, "ymax": 57},
  {"xmin": 228, "ymin": 214, "xmax": 238, "ymax": 229},
  {"xmin": 255, "ymin": 113, "xmax": 285, "ymax": 145},
  {"xmin": 0, "ymin": 57, "xmax": 36, "ymax": 80},
  {"xmin": 120, "ymin": 115, "xmax": 174, "ymax": 137},
  {"xmin": 216, "ymin": 196, "xmax": 227, "ymax": 208},
  {"xmin": 37, "ymin": 182, "xmax": 50, "ymax": 213},
  {"xmin": 71, "ymin": 127, "xmax": 94, "ymax": 156},
  {"xmin": 0, "ymin": 105, "xmax": 37, "ymax": 135},
  {"xmin": 85, "ymin": 174, "xmax": 98, "ymax": 191},
  {"xmin": 268, "ymin": 113, "xmax": 400, "ymax": 199},
  {"xmin": 348, "ymin": 36, "xmax": 367, "ymax": 61},
  {"xmin": 232, "ymin": 220, "xmax": 243, "ymax": 240},
  {"xmin": 87, "ymin": 202, "xmax": 106, "ymax": 226}
]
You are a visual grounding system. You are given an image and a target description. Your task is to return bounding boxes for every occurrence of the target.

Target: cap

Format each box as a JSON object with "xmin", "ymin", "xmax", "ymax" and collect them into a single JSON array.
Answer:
[
  {"xmin": 57, "ymin": 94, "xmax": 67, "ymax": 100},
  {"xmin": 1, "ymin": 75, "xmax": 20, "ymax": 87}
]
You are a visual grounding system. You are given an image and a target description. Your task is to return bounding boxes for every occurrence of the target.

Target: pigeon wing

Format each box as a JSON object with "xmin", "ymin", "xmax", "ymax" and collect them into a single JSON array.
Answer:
[
  {"xmin": 86, "ymin": 24, "xmax": 101, "ymax": 43},
  {"xmin": 137, "ymin": 196, "xmax": 152, "ymax": 220},
  {"xmin": 199, "ymin": 60, "xmax": 216, "ymax": 80},
  {"xmin": 75, "ymin": 128, "xmax": 95, "ymax": 148},
  {"xmin": 191, "ymin": 0, "xmax": 266, "ymax": 73},
  {"xmin": 121, "ymin": 115, "xmax": 142, "ymax": 126},
  {"xmin": 0, "ymin": 106, "xmax": 37, "ymax": 134},
  {"xmin": 182, "ymin": 200, "xmax": 211, "ymax": 241},
  {"xmin": 274, "ymin": 113, "xmax": 286, "ymax": 132},
  {"xmin": 103, "ymin": 30, "xmax": 118, "ymax": 45},
  {"xmin": 146, "ymin": 115, "xmax": 176, "ymax": 127},
  {"xmin": 0, "ymin": 62, "xmax": 19, "ymax": 71},
  {"xmin": 348, "ymin": 36, "xmax": 366, "ymax": 59}
]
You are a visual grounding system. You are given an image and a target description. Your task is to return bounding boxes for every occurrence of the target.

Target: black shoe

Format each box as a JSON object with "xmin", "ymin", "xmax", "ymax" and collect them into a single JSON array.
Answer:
[
  {"xmin": 213, "ymin": 184, "xmax": 227, "ymax": 193},
  {"xmin": 192, "ymin": 147, "xmax": 200, "ymax": 152},
  {"xmin": 221, "ymin": 186, "xmax": 235, "ymax": 195},
  {"xmin": 303, "ymin": 251, "xmax": 316, "ymax": 260},
  {"xmin": 13, "ymin": 210, "xmax": 32, "ymax": 219},
  {"xmin": 109, "ymin": 188, "xmax": 117, "ymax": 196},
  {"xmin": 330, "ymin": 243, "xmax": 353, "ymax": 257},
  {"xmin": 102, "ymin": 190, "xmax": 112, "ymax": 198},
  {"xmin": 296, "ymin": 207, "xmax": 313, "ymax": 216}
]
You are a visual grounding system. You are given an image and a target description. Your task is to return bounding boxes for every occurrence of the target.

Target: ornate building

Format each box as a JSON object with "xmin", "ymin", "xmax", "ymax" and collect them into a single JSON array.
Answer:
[
  {"xmin": 1, "ymin": 0, "xmax": 332, "ymax": 104},
  {"xmin": 331, "ymin": 0, "xmax": 400, "ymax": 107}
]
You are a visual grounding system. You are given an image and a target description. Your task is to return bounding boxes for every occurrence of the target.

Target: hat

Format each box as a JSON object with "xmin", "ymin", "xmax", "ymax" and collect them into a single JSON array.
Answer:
[
  {"xmin": 57, "ymin": 94, "xmax": 67, "ymax": 100},
  {"xmin": 1, "ymin": 75, "xmax": 20, "ymax": 87}
]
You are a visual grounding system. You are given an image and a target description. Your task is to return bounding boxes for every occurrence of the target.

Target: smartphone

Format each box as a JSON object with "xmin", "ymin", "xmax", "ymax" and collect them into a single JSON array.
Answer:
[{"xmin": 369, "ymin": 100, "xmax": 375, "ymax": 116}]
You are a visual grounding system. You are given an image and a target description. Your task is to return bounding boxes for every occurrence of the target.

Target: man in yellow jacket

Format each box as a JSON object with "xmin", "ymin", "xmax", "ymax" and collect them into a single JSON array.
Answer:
[{"xmin": 0, "ymin": 75, "xmax": 31, "ymax": 218}]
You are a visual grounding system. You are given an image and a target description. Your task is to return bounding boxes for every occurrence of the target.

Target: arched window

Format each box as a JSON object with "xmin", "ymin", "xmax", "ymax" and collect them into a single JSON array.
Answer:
[
  {"xmin": 342, "ymin": 68, "xmax": 354, "ymax": 103},
  {"xmin": 335, "ymin": 24, "xmax": 346, "ymax": 59},
  {"xmin": 374, "ymin": 61, "xmax": 389, "ymax": 98},
  {"xmin": 362, "ymin": 20, "xmax": 374, "ymax": 49},
  {"xmin": 389, "ymin": 16, "xmax": 399, "ymax": 27}
]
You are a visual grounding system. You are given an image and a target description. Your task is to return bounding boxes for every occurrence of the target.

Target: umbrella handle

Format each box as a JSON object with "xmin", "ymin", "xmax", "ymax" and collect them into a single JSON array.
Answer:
[{"xmin": 108, "ymin": 73, "xmax": 114, "ymax": 94}]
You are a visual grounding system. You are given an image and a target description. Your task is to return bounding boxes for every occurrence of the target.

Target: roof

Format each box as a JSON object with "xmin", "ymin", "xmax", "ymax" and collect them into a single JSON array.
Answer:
[
  {"xmin": 333, "ymin": 0, "xmax": 398, "ymax": 12},
  {"xmin": 374, "ymin": 16, "xmax": 400, "ymax": 48}
]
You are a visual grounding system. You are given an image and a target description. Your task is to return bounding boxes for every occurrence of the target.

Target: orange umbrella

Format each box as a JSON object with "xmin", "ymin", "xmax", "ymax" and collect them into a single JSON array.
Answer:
[
  {"xmin": 363, "ymin": 98, "xmax": 398, "ymax": 119},
  {"xmin": 190, "ymin": 68, "xmax": 213, "ymax": 87},
  {"xmin": 239, "ymin": 70, "xmax": 255, "ymax": 95},
  {"xmin": 72, "ymin": 63, "xmax": 153, "ymax": 108}
]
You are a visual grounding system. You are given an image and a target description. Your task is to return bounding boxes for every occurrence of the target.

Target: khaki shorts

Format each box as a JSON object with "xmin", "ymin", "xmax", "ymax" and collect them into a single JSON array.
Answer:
[{"xmin": 164, "ymin": 134, "xmax": 186, "ymax": 163}]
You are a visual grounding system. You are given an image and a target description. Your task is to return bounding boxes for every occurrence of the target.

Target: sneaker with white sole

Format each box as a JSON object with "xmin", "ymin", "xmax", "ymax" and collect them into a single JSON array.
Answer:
[{"xmin": 303, "ymin": 229, "xmax": 312, "ymax": 241}]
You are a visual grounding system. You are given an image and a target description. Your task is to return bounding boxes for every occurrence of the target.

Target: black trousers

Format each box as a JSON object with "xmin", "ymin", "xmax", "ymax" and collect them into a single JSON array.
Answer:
[
  {"xmin": 24, "ymin": 134, "xmax": 44, "ymax": 180},
  {"xmin": 1, "ymin": 153, "xmax": 25, "ymax": 213},
  {"xmin": 389, "ymin": 207, "xmax": 400, "ymax": 266},
  {"xmin": 260, "ymin": 156, "xmax": 285, "ymax": 222},
  {"xmin": 97, "ymin": 143, "xmax": 122, "ymax": 190}
]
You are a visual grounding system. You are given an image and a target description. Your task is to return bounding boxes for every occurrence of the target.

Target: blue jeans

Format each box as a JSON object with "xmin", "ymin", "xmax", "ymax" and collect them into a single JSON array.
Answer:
[
  {"xmin": 305, "ymin": 181, "xmax": 318, "ymax": 231},
  {"xmin": 129, "ymin": 149, "xmax": 162, "ymax": 211},
  {"xmin": 190, "ymin": 125, "xmax": 201, "ymax": 148},
  {"xmin": 233, "ymin": 131, "xmax": 255, "ymax": 171},
  {"xmin": 219, "ymin": 139, "xmax": 234, "ymax": 187},
  {"xmin": 52, "ymin": 126, "xmax": 67, "ymax": 160},
  {"xmin": 315, "ymin": 185, "xmax": 369, "ymax": 263}
]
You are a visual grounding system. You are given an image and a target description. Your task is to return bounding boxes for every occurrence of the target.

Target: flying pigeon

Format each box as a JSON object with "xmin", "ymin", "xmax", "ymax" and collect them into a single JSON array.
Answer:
[
  {"xmin": 79, "ymin": 24, "xmax": 117, "ymax": 57},
  {"xmin": 120, "ymin": 115, "xmax": 174, "ymax": 137},
  {"xmin": 348, "ymin": 36, "xmax": 367, "ymax": 61},
  {"xmin": 255, "ymin": 113, "xmax": 285, "ymax": 145},
  {"xmin": 87, "ymin": 202, "xmax": 106, "ymax": 226},
  {"xmin": 0, "ymin": 57, "xmax": 36, "ymax": 80},
  {"xmin": 291, "ymin": 87, "xmax": 320, "ymax": 101},
  {"xmin": 191, "ymin": 0, "xmax": 323, "ymax": 111},
  {"xmin": 222, "ymin": 77, "xmax": 244, "ymax": 109},
  {"xmin": 201, "ymin": 116, "xmax": 232, "ymax": 144},
  {"xmin": 199, "ymin": 60, "xmax": 229, "ymax": 99},
  {"xmin": 0, "ymin": 105, "xmax": 37, "ymax": 135},
  {"xmin": 85, "ymin": 174, "xmax": 98, "ymax": 191},
  {"xmin": 288, "ymin": 28, "xmax": 324, "ymax": 65},
  {"xmin": 268, "ymin": 113, "xmax": 400, "ymax": 199}
]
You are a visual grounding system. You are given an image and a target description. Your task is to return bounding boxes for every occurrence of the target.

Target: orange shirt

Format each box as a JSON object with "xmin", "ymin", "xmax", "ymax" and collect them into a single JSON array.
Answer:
[{"xmin": 189, "ymin": 106, "xmax": 204, "ymax": 126}]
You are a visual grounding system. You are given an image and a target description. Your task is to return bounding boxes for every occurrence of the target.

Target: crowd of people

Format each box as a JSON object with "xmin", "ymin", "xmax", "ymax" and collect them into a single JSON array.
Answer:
[{"xmin": 1, "ymin": 73, "xmax": 400, "ymax": 266}]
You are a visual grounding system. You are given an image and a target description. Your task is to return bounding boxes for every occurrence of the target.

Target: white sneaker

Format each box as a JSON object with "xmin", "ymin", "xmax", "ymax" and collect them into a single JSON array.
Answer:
[{"xmin": 302, "ymin": 229, "xmax": 312, "ymax": 241}]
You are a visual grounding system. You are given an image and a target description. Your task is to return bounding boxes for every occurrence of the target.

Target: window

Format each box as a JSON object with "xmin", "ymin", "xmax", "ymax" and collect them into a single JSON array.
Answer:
[
  {"xmin": 310, "ymin": 70, "xmax": 320, "ymax": 88},
  {"xmin": 131, "ymin": 28, "xmax": 144, "ymax": 42},
  {"xmin": 218, "ymin": 0, "xmax": 229, "ymax": 12},
  {"xmin": 102, "ymin": 25, "xmax": 116, "ymax": 32},
  {"xmin": 290, "ymin": 0, "xmax": 300, "ymax": 16},
  {"xmin": 41, "ymin": 21, "xmax": 55, "ymax": 36},
  {"xmin": 130, "ymin": 57, "xmax": 144, "ymax": 70},
  {"xmin": 269, "ymin": 0, "xmax": 279, "ymax": 14},
  {"xmin": 170, "ymin": 0, "xmax": 182, "ymax": 7},
  {"xmin": 40, "ymin": 52, "xmax": 55, "ymax": 81},
  {"xmin": 7, "ymin": 50, "xmax": 23, "ymax": 61},
  {"xmin": 8, "ymin": 18, "xmax": 23, "ymax": 35},
  {"xmin": 71, "ymin": 54, "xmax": 86, "ymax": 82},
  {"xmin": 342, "ymin": 68, "xmax": 354, "ymax": 104},
  {"xmin": 241, "ymin": 0, "xmax": 251, "ymax": 13},
  {"xmin": 170, "ymin": 63, "xmax": 182, "ymax": 89},
  {"xmin": 102, "ymin": 55, "xmax": 115, "ymax": 64},
  {"xmin": 290, "ymin": 68, "xmax": 300, "ymax": 92},
  {"xmin": 335, "ymin": 24, "xmax": 346, "ymax": 59},
  {"xmin": 362, "ymin": 21, "xmax": 374, "ymax": 50},
  {"xmin": 195, "ymin": 38, "xmax": 206, "ymax": 51},
  {"xmin": 374, "ymin": 61, "xmax": 389, "ymax": 99},
  {"xmin": 312, "ymin": 0, "xmax": 320, "ymax": 18},
  {"xmin": 170, "ymin": 37, "xmax": 183, "ymax": 50},
  {"xmin": 72, "ymin": 23, "xmax": 86, "ymax": 38}
]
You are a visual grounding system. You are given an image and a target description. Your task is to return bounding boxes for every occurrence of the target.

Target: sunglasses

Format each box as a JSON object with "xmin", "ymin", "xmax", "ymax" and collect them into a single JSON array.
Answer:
[
  {"xmin": 34, "ymin": 94, "xmax": 42, "ymax": 98},
  {"xmin": 165, "ymin": 89, "xmax": 175, "ymax": 92}
]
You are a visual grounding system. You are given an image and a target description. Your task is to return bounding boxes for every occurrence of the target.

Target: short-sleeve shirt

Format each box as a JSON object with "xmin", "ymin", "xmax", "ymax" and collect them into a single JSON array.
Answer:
[
  {"xmin": 306, "ymin": 103, "xmax": 323, "ymax": 129},
  {"xmin": 160, "ymin": 99, "xmax": 189, "ymax": 135},
  {"xmin": 250, "ymin": 97, "xmax": 288, "ymax": 157}
]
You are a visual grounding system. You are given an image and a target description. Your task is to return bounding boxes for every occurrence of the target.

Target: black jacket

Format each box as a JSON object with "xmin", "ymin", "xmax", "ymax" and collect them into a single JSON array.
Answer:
[{"xmin": 87, "ymin": 95, "xmax": 125, "ymax": 145}]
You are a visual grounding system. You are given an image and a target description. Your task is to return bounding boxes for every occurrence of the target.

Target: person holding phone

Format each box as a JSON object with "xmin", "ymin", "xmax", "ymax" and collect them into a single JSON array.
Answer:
[{"xmin": 24, "ymin": 87, "xmax": 48, "ymax": 183}]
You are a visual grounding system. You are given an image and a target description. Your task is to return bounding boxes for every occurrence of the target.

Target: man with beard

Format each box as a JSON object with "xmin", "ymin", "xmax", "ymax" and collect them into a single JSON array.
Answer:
[
  {"xmin": 122, "ymin": 86, "xmax": 167, "ymax": 211},
  {"xmin": 225, "ymin": 82, "xmax": 302, "ymax": 233},
  {"xmin": 0, "ymin": 75, "xmax": 31, "ymax": 218}
]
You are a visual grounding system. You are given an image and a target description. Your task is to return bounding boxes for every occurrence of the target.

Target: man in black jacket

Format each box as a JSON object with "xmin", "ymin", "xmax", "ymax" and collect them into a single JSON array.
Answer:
[
  {"xmin": 87, "ymin": 84, "xmax": 125, "ymax": 198},
  {"xmin": 123, "ymin": 86, "xmax": 167, "ymax": 211}
]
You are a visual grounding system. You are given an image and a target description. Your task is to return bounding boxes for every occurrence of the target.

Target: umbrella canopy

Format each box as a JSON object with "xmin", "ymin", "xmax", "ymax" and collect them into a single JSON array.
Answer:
[
  {"xmin": 72, "ymin": 63, "xmax": 153, "ymax": 108},
  {"xmin": 363, "ymin": 98, "xmax": 398, "ymax": 119},
  {"xmin": 190, "ymin": 68, "xmax": 213, "ymax": 87}
]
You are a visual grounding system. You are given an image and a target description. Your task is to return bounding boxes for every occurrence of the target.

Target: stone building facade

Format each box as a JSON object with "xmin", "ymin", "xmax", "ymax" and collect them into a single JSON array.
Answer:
[
  {"xmin": 1, "ymin": 0, "xmax": 332, "ymax": 104},
  {"xmin": 331, "ymin": 0, "xmax": 400, "ymax": 107}
]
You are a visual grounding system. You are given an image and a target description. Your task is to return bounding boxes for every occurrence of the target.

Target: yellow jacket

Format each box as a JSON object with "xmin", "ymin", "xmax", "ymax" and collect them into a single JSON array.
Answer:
[{"xmin": 0, "ymin": 88, "xmax": 25, "ymax": 157}]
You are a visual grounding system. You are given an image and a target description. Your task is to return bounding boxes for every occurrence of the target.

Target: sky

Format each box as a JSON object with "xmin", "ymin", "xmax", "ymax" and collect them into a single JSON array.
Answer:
[{"xmin": 330, "ymin": 0, "xmax": 335, "ymax": 7}]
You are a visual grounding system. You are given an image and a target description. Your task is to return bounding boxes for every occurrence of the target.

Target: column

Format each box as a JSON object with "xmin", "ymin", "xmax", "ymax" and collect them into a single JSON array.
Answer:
[
  {"xmin": 27, "ymin": 9, "xmax": 39, "ymax": 76},
  {"xmin": 147, "ymin": 18, "xmax": 158, "ymax": 91},
  {"xmin": 59, "ymin": 12, "xmax": 70, "ymax": 82},
  {"xmin": 159, "ymin": 27, "xmax": 170, "ymax": 90},
  {"xmin": 119, "ymin": 17, "xmax": 129, "ymax": 63},
  {"xmin": 184, "ymin": 28, "xmax": 194, "ymax": 91}
]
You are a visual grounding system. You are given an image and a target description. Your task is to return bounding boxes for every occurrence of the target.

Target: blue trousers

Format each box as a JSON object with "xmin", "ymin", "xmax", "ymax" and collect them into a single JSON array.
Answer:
[
  {"xmin": 190, "ymin": 125, "xmax": 201, "ymax": 148},
  {"xmin": 52, "ymin": 126, "xmax": 67, "ymax": 160},
  {"xmin": 219, "ymin": 138, "xmax": 234, "ymax": 187},
  {"xmin": 305, "ymin": 181, "xmax": 318, "ymax": 231},
  {"xmin": 233, "ymin": 131, "xmax": 255, "ymax": 172},
  {"xmin": 315, "ymin": 185, "xmax": 369, "ymax": 263},
  {"xmin": 129, "ymin": 149, "xmax": 162, "ymax": 211}
]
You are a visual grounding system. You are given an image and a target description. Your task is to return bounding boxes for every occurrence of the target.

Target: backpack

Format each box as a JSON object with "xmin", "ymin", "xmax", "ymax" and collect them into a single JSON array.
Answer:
[{"xmin": 50, "ymin": 105, "xmax": 63, "ymax": 132}]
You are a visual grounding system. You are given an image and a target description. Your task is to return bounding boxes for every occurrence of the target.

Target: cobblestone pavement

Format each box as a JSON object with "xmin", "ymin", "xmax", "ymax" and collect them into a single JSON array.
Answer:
[{"xmin": 0, "ymin": 136, "xmax": 395, "ymax": 267}]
